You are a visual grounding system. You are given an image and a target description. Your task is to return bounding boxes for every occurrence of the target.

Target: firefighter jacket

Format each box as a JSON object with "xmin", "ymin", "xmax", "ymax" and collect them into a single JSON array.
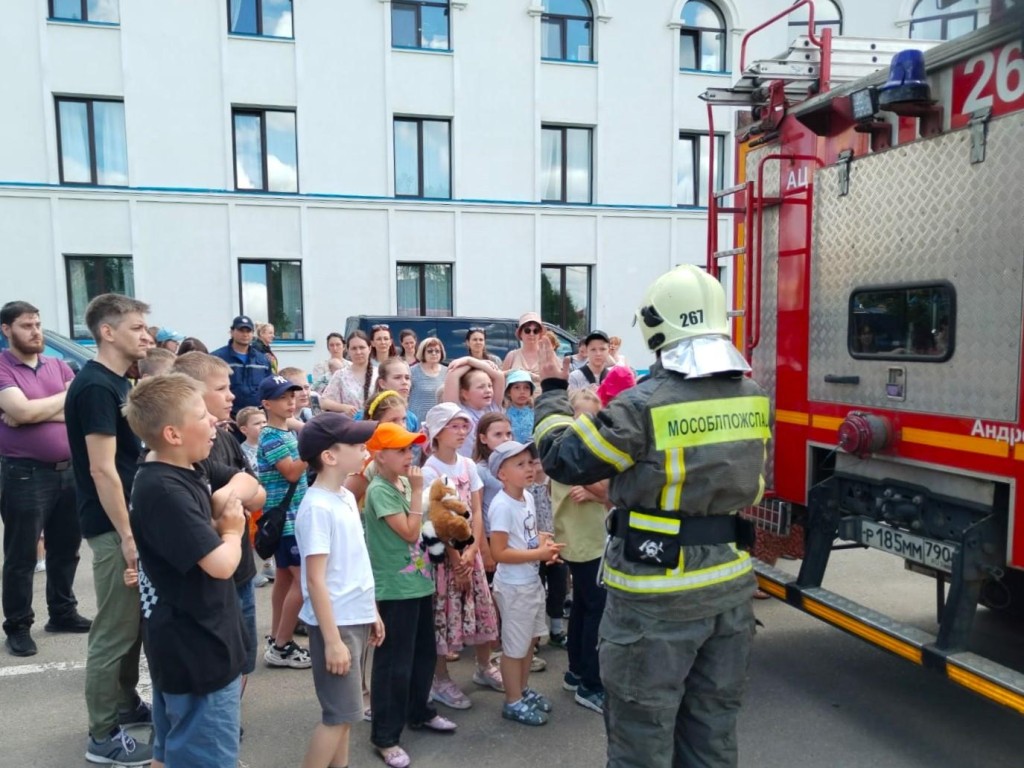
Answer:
[{"xmin": 534, "ymin": 362, "xmax": 771, "ymax": 620}]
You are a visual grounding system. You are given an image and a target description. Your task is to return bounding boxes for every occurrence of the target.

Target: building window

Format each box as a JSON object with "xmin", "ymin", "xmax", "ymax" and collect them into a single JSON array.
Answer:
[
  {"xmin": 55, "ymin": 97, "xmax": 128, "ymax": 186},
  {"xmin": 65, "ymin": 256, "xmax": 134, "ymax": 340},
  {"xmin": 394, "ymin": 118, "xmax": 451, "ymax": 199},
  {"xmin": 229, "ymin": 0, "xmax": 293, "ymax": 38},
  {"xmin": 788, "ymin": 0, "xmax": 842, "ymax": 37},
  {"xmin": 541, "ymin": 125, "xmax": 592, "ymax": 204},
  {"xmin": 541, "ymin": 0, "xmax": 593, "ymax": 62},
  {"xmin": 397, "ymin": 263, "xmax": 454, "ymax": 317},
  {"xmin": 392, "ymin": 1, "xmax": 450, "ymax": 50},
  {"xmin": 849, "ymin": 283, "xmax": 954, "ymax": 361},
  {"xmin": 50, "ymin": 0, "xmax": 119, "ymax": 23},
  {"xmin": 239, "ymin": 260, "xmax": 304, "ymax": 339},
  {"xmin": 910, "ymin": 0, "xmax": 979, "ymax": 41},
  {"xmin": 541, "ymin": 265, "xmax": 591, "ymax": 337},
  {"xmin": 232, "ymin": 108, "xmax": 298, "ymax": 193},
  {"xmin": 677, "ymin": 131, "xmax": 725, "ymax": 207},
  {"xmin": 679, "ymin": 0, "xmax": 726, "ymax": 72}
]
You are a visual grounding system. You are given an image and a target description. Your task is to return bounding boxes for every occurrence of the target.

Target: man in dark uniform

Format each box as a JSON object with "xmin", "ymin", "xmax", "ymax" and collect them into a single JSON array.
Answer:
[{"xmin": 533, "ymin": 265, "xmax": 771, "ymax": 768}]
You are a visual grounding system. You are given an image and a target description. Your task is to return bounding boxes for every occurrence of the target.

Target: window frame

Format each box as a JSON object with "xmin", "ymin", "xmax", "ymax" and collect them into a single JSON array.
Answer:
[
  {"xmin": 227, "ymin": 0, "xmax": 294, "ymax": 39},
  {"xmin": 541, "ymin": 264, "xmax": 592, "ymax": 337},
  {"xmin": 391, "ymin": 0, "xmax": 451, "ymax": 51},
  {"xmin": 909, "ymin": 1, "xmax": 978, "ymax": 40},
  {"xmin": 540, "ymin": 124, "xmax": 593, "ymax": 205},
  {"xmin": 63, "ymin": 255, "xmax": 135, "ymax": 340},
  {"xmin": 541, "ymin": 0, "xmax": 594, "ymax": 63},
  {"xmin": 787, "ymin": 0, "xmax": 843, "ymax": 37},
  {"xmin": 677, "ymin": 130, "xmax": 725, "ymax": 208},
  {"xmin": 54, "ymin": 96, "xmax": 127, "ymax": 187},
  {"xmin": 396, "ymin": 262, "xmax": 454, "ymax": 317},
  {"xmin": 847, "ymin": 281, "xmax": 956, "ymax": 362},
  {"xmin": 48, "ymin": 0, "xmax": 119, "ymax": 23},
  {"xmin": 231, "ymin": 107, "xmax": 299, "ymax": 193},
  {"xmin": 393, "ymin": 117, "xmax": 452, "ymax": 200},
  {"xmin": 679, "ymin": 0, "xmax": 727, "ymax": 73},
  {"xmin": 237, "ymin": 259, "xmax": 306, "ymax": 340}
]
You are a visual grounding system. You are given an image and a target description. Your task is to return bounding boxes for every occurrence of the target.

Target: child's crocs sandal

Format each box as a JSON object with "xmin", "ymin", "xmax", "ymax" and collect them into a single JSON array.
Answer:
[
  {"xmin": 502, "ymin": 700, "xmax": 548, "ymax": 726},
  {"xmin": 522, "ymin": 688, "xmax": 553, "ymax": 713},
  {"xmin": 377, "ymin": 745, "xmax": 411, "ymax": 768},
  {"xmin": 411, "ymin": 714, "xmax": 458, "ymax": 732}
]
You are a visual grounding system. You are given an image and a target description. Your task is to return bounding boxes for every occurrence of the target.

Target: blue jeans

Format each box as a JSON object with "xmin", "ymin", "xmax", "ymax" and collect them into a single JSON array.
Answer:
[
  {"xmin": 236, "ymin": 580, "xmax": 257, "ymax": 675},
  {"xmin": 153, "ymin": 676, "xmax": 242, "ymax": 767},
  {"xmin": 1, "ymin": 458, "xmax": 81, "ymax": 634}
]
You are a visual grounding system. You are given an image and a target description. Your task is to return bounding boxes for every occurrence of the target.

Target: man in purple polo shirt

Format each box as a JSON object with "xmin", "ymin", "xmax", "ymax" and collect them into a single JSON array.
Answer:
[{"xmin": 0, "ymin": 300, "xmax": 91, "ymax": 657}]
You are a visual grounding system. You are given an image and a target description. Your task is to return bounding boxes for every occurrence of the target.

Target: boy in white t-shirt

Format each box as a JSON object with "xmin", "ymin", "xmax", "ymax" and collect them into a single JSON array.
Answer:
[
  {"xmin": 295, "ymin": 414, "xmax": 386, "ymax": 768},
  {"xmin": 488, "ymin": 441, "xmax": 565, "ymax": 727}
]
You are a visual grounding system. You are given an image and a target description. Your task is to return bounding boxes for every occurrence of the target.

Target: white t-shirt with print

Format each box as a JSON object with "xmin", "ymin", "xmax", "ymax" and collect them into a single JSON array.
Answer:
[
  {"xmin": 489, "ymin": 489, "xmax": 541, "ymax": 587},
  {"xmin": 295, "ymin": 486, "xmax": 377, "ymax": 627},
  {"xmin": 421, "ymin": 454, "xmax": 483, "ymax": 511}
]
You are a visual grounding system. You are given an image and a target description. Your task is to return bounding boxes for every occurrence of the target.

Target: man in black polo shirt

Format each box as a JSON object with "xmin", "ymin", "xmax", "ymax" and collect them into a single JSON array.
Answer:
[{"xmin": 0, "ymin": 301, "xmax": 91, "ymax": 657}]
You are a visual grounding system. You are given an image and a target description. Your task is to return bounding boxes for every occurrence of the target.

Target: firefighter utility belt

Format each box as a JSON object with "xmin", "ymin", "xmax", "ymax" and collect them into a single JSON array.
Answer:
[{"xmin": 607, "ymin": 508, "xmax": 755, "ymax": 567}]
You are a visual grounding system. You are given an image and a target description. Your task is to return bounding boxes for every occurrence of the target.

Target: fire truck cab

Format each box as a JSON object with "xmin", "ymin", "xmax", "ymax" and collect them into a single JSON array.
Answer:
[{"xmin": 703, "ymin": 1, "xmax": 1024, "ymax": 713}]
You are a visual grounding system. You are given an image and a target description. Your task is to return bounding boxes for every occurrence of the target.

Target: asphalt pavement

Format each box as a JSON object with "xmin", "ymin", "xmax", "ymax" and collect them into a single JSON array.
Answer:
[{"xmin": 3, "ymin": 545, "xmax": 1024, "ymax": 767}]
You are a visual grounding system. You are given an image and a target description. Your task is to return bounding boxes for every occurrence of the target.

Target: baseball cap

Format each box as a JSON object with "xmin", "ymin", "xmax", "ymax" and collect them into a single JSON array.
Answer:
[
  {"xmin": 298, "ymin": 413, "xmax": 378, "ymax": 461},
  {"xmin": 583, "ymin": 329, "xmax": 611, "ymax": 345},
  {"xmin": 487, "ymin": 440, "xmax": 538, "ymax": 477},
  {"xmin": 504, "ymin": 369, "xmax": 536, "ymax": 394},
  {"xmin": 365, "ymin": 422, "xmax": 427, "ymax": 452},
  {"xmin": 258, "ymin": 374, "xmax": 302, "ymax": 401},
  {"xmin": 232, "ymin": 315, "xmax": 255, "ymax": 330},
  {"xmin": 155, "ymin": 328, "xmax": 184, "ymax": 344},
  {"xmin": 424, "ymin": 402, "xmax": 472, "ymax": 443}
]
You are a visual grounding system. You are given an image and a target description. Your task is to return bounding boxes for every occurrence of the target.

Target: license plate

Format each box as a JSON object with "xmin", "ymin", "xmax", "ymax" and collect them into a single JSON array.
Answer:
[{"xmin": 858, "ymin": 520, "xmax": 958, "ymax": 573}]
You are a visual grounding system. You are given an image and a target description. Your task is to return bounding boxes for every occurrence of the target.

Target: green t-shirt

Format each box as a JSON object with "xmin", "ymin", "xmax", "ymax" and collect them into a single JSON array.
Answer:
[
  {"xmin": 363, "ymin": 475, "xmax": 435, "ymax": 601},
  {"xmin": 551, "ymin": 480, "xmax": 608, "ymax": 563}
]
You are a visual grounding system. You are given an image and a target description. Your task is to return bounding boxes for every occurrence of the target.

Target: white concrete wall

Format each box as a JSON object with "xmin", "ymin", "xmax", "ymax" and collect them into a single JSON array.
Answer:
[{"xmin": 0, "ymin": 0, "xmax": 912, "ymax": 369}]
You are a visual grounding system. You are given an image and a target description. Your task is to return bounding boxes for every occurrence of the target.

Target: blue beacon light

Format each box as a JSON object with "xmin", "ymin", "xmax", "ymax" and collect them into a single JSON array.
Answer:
[{"xmin": 879, "ymin": 49, "xmax": 931, "ymax": 108}]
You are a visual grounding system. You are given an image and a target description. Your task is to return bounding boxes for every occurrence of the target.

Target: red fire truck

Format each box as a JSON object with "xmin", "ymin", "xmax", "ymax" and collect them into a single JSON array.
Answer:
[{"xmin": 703, "ymin": 1, "xmax": 1024, "ymax": 713}]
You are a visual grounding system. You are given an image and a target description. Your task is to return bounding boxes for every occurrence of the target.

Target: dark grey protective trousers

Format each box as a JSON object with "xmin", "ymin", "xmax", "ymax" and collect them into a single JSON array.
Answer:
[{"xmin": 599, "ymin": 594, "xmax": 755, "ymax": 768}]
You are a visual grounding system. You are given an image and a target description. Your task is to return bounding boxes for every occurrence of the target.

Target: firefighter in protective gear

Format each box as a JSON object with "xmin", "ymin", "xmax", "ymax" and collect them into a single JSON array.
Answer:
[{"xmin": 534, "ymin": 265, "xmax": 770, "ymax": 768}]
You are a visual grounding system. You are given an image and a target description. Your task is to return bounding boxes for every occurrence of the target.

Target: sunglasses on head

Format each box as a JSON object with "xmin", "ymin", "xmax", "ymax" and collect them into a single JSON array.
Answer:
[
  {"xmin": 371, "ymin": 324, "xmax": 390, "ymax": 331},
  {"xmin": 468, "ymin": 326, "xmax": 486, "ymax": 334},
  {"xmin": 521, "ymin": 325, "xmax": 542, "ymax": 335}
]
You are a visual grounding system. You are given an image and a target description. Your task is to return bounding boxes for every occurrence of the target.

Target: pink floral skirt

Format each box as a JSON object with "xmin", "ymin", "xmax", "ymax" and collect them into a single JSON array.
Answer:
[{"xmin": 433, "ymin": 551, "xmax": 498, "ymax": 655}]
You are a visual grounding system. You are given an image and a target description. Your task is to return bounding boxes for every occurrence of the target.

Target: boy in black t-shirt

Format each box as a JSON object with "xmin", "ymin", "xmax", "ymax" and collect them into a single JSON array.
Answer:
[{"xmin": 125, "ymin": 374, "xmax": 248, "ymax": 768}]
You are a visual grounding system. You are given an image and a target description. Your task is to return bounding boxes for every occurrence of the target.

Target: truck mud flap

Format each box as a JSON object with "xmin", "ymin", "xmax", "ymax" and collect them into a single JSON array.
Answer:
[{"xmin": 754, "ymin": 560, "xmax": 1024, "ymax": 715}]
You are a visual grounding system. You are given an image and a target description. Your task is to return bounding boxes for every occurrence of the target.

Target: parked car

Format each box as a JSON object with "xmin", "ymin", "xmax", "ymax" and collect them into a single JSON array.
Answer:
[
  {"xmin": 344, "ymin": 315, "xmax": 577, "ymax": 363},
  {"xmin": 0, "ymin": 329, "xmax": 94, "ymax": 373}
]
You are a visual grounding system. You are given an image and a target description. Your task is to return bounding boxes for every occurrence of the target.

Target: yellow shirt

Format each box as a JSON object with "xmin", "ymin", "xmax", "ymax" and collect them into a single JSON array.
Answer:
[{"xmin": 551, "ymin": 480, "xmax": 608, "ymax": 563}]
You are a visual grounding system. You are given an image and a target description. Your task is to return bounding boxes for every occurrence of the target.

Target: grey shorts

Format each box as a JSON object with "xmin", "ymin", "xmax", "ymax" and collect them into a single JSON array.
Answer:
[
  {"xmin": 493, "ymin": 580, "xmax": 548, "ymax": 658},
  {"xmin": 309, "ymin": 623, "xmax": 371, "ymax": 725}
]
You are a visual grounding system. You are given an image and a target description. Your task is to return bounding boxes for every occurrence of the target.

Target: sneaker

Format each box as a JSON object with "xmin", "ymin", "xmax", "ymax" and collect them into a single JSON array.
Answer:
[
  {"xmin": 502, "ymin": 699, "xmax": 548, "ymax": 726},
  {"xmin": 431, "ymin": 677, "xmax": 472, "ymax": 710},
  {"xmin": 530, "ymin": 655, "xmax": 547, "ymax": 673},
  {"xmin": 264, "ymin": 634, "xmax": 275, "ymax": 650},
  {"xmin": 562, "ymin": 670, "xmax": 581, "ymax": 692},
  {"xmin": 261, "ymin": 561, "xmax": 276, "ymax": 581},
  {"xmin": 472, "ymin": 664, "xmax": 505, "ymax": 692},
  {"xmin": 44, "ymin": 612, "xmax": 93, "ymax": 634},
  {"xmin": 574, "ymin": 685, "xmax": 605, "ymax": 714},
  {"xmin": 85, "ymin": 727, "xmax": 153, "ymax": 765},
  {"xmin": 35, "ymin": 559, "xmax": 46, "ymax": 573},
  {"xmin": 548, "ymin": 631, "xmax": 568, "ymax": 649},
  {"xmin": 264, "ymin": 640, "xmax": 312, "ymax": 669},
  {"xmin": 522, "ymin": 687, "xmax": 552, "ymax": 713},
  {"xmin": 251, "ymin": 572, "xmax": 269, "ymax": 588},
  {"xmin": 5, "ymin": 630, "xmax": 37, "ymax": 657},
  {"xmin": 117, "ymin": 698, "xmax": 153, "ymax": 726}
]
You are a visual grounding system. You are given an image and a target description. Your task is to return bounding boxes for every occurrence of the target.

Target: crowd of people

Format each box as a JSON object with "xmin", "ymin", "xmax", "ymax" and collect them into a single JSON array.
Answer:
[{"xmin": 2, "ymin": 273, "xmax": 771, "ymax": 768}]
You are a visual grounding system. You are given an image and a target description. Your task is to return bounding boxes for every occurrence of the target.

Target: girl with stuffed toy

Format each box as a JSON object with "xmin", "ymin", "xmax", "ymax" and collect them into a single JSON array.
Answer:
[{"xmin": 421, "ymin": 402, "xmax": 502, "ymax": 707}]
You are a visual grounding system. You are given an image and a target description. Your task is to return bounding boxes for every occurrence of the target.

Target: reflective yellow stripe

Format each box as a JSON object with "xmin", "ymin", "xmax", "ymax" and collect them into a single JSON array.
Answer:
[
  {"xmin": 660, "ymin": 448, "xmax": 685, "ymax": 511},
  {"xmin": 811, "ymin": 415, "xmax": 844, "ymax": 432},
  {"xmin": 603, "ymin": 552, "xmax": 753, "ymax": 594},
  {"xmin": 533, "ymin": 414, "xmax": 575, "ymax": 443},
  {"xmin": 628, "ymin": 511, "xmax": 680, "ymax": 535},
  {"xmin": 775, "ymin": 409, "xmax": 809, "ymax": 426},
  {"xmin": 651, "ymin": 396, "xmax": 771, "ymax": 451},
  {"xmin": 572, "ymin": 415, "xmax": 634, "ymax": 471},
  {"xmin": 902, "ymin": 426, "xmax": 1008, "ymax": 458}
]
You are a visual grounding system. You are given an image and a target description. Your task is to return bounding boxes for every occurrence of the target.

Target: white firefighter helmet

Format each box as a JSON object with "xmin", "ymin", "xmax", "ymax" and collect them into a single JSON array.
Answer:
[{"xmin": 636, "ymin": 265, "xmax": 729, "ymax": 352}]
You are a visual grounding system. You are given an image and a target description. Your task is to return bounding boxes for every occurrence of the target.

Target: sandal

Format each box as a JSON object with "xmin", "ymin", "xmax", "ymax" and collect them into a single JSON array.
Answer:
[
  {"xmin": 522, "ymin": 687, "xmax": 552, "ymax": 713},
  {"xmin": 377, "ymin": 745, "xmax": 411, "ymax": 768},
  {"xmin": 411, "ymin": 714, "xmax": 457, "ymax": 732},
  {"xmin": 502, "ymin": 700, "xmax": 548, "ymax": 726}
]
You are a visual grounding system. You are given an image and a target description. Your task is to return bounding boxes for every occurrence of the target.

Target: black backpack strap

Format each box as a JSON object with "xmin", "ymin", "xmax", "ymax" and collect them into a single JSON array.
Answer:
[{"xmin": 279, "ymin": 481, "xmax": 299, "ymax": 510}]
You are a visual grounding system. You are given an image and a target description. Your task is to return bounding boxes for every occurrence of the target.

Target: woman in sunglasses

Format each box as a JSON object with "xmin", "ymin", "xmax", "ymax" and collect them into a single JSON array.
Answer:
[
  {"xmin": 369, "ymin": 324, "xmax": 398, "ymax": 367},
  {"xmin": 465, "ymin": 327, "xmax": 502, "ymax": 367},
  {"xmin": 501, "ymin": 312, "xmax": 554, "ymax": 385}
]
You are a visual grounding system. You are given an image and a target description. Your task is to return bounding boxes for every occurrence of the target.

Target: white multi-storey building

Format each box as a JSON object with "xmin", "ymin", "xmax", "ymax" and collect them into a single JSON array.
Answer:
[{"xmin": 0, "ymin": 0, "xmax": 992, "ymax": 365}]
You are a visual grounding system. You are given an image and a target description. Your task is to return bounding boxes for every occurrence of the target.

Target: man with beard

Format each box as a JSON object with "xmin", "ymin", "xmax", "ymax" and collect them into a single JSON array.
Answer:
[{"xmin": 0, "ymin": 301, "xmax": 90, "ymax": 658}]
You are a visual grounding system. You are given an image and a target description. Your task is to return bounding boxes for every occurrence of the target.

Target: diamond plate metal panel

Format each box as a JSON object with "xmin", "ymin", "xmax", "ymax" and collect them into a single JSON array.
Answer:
[{"xmin": 808, "ymin": 115, "xmax": 1024, "ymax": 421}]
